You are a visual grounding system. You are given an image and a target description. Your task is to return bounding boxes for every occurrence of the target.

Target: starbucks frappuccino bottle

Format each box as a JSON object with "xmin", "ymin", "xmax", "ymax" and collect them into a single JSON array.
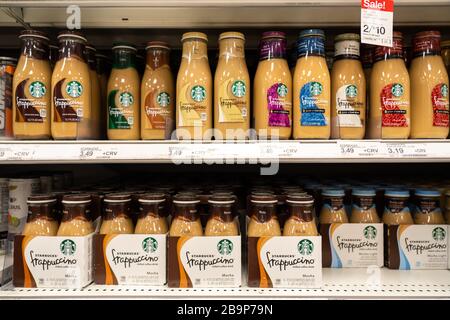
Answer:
[
  {"xmin": 414, "ymin": 189, "xmax": 446, "ymax": 224},
  {"xmin": 13, "ymin": 30, "xmax": 52, "ymax": 139},
  {"xmin": 369, "ymin": 32, "xmax": 410, "ymax": 139},
  {"xmin": 283, "ymin": 193, "xmax": 318, "ymax": 236},
  {"xmin": 176, "ymin": 32, "xmax": 212, "ymax": 140},
  {"xmin": 331, "ymin": 33, "xmax": 366, "ymax": 139},
  {"xmin": 247, "ymin": 193, "xmax": 281, "ymax": 237},
  {"xmin": 254, "ymin": 32, "xmax": 292, "ymax": 139},
  {"xmin": 214, "ymin": 32, "xmax": 250, "ymax": 140},
  {"xmin": 382, "ymin": 190, "xmax": 413, "ymax": 225},
  {"xmin": 22, "ymin": 194, "xmax": 58, "ymax": 236},
  {"xmin": 205, "ymin": 193, "xmax": 239, "ymax": 236},
  {"xmin": 57, "ymin": 194, "xmax": 94, "ymax": 236},
  {"xmin": 293, "ymin": 29, "xmax": 331, "ymax": 139},
  {"xmin": 141, "ymin": 41, "xmax": 174, "ymax": 140},
  {"xmin": 135, "ymin": 193, "xmax": 168, "ymax": 234},
  {"xmin": 107, "ymin": 44, "xmax": 140, "ymax": 140},
  {"xmin": 319, "ymin": 189, "xmax": 348, "ymax": 224},
  {"xmin": 410, "ymin": 31, "xmax": 449, "ymax": 138},
  {"xmin": 86, "ymin": 45, "xmax": 101, "ymax": 139},
  {"xmin": 350, "ymin": 189, "xmax": 380, "ymax": 223},
  {"xmin": 169, "ymin": 193, "xmax": 203, "ymax": 236},
  {"xmin": 99, "ymin": 193, "xmax": 134, "ymax": 234}
]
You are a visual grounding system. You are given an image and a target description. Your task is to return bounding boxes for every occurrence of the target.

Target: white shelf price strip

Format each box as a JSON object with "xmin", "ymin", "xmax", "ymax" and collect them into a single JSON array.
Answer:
[{"xmin": 337, "ymin": 141, "xmax": 383, "ymax": 158}]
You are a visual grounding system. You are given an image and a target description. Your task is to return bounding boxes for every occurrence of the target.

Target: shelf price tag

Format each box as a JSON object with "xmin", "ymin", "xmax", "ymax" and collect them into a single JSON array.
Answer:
[
  {"xmin": 79, "ymin": 146, "xmax": 120, "ymax": 160},
  {"xmin": 384, "ymin": 142, "xmax": 428, "ymax": 158},
  {"xmin": 338, "ymin": 141, "xmax": 382, "ymax": 158},
  {"xmin": 361, "ymin": 0, "xmax": 394, "ymax": 47}
]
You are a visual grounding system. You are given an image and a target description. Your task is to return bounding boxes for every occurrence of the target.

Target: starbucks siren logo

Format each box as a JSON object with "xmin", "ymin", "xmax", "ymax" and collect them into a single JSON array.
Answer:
[
  {"xmin": 119, "ymin": 92, "xmax": 134, "ymax": 107},
  {"xmin": 432, "ymin": 227, "xmax": 446, "ymax": 241},
  {"xmin": 345, "ymin": 85, "xmax": 358, "ymax": 98},
  {"xmin": 277, "ymin": 83, "xmax": 288, "ymax": 97},
  {"xmin": 60, "ymin": 239, "xmax": 76, "ymax": 256},
  {"xmin": 157, "ymin": 92, "xmax": 170, "ymax": 107},
  {"xmin": 391, "ymin": 83, "xmax": 404, "ymax": 97},
  {"xmin": 217, "ymin": 239, "xmax": 233, "ymax": 255},
  {"xmin": 310, "ymin": 82, "xmax": 323, "ymax": 96},
  {"xmin": 29, "ymin": 81, "xmax": 46, "ymax": 98},
  {"xmin": 298, "ymin": 239, "xmax": 314, "ymax": 255},
  {"xmin": 66, "ymin": 81, "xmax": 83, "ymax": 98},
  {"xmin": 191, "ymin": 85, "xmax": 206, "ymax": 102},
  {"xmin": 441, "ymin": 84, "xmax": 449, "ymax": 98},
  {"xmin": 232, "ymin": 80, "xmax": 246, "ymax": 98},
  {"xmin": 363, "ymin": 226, "xmax": 377, "ymax": 240},
  {"xmin": 142, "ymin": 237, "xmax": 158, "ymax": 253}
]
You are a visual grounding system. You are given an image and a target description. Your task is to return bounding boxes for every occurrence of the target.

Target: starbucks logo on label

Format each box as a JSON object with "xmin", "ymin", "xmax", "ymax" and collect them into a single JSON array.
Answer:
[
  {"xmin": 345, "ymin": 85, "xmax": 358, "ymax": 98},
  {"xmin": 277, "ymin": 83, "xmax": 288, "ymax": 97},
  {"xmin": 29, "ymin": 81, "xmax": 46, "ymax": 98},
  {"xmin": 298, "ymin": 239, "xmax": 314, "ymax": 255},
  {"xmin": 60, "ymin": 239, "xmax": 76, "ymax": 256},
  {"xmin": 232, "ymin": 80, "xmax": 246, "ymax": 98},
  {"xmin": 191, "ymin": 85, "xmax": 206, "ymax": 102},
  {"xmin": 310, "ymin": 82, "xmax": 323, "ymax": 96},
  {"xmin": 157, "ymin": 92, "xmax": 170, "ymax": 107},
  {"xmin": 363, "ymin": 226, "xmax": 377, "ymax": 240},
  {"xmin": 142, "ymin": 237, "xmax": 158, "ymax": 253},
  {"xmin": 391, "ymin": 83, "xmax": 404, "ymax": 97},
  {"xmin": 66, "ymin": 81, "xmax": 83, "ymax": 98},
  {"xmin": 432, "ymin": 227, "xmax": 446, "ymax": 241},
  {"xmin": 119, "ymin": 92, "xmax": 134, "ymax": 107},
  {"xmin": 442, "ymin": 84, "xmax": 449, "ymax": 98},
  {"xmin": 217, "ymin": 239, "xmax": 233, "ymax": 255}
]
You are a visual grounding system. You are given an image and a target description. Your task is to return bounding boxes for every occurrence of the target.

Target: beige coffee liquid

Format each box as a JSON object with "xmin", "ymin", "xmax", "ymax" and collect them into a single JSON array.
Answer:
[
  {"xmin": 176, "ymin": 32, "xmax": 212, "ymax": 140},
  {"xmin": 141, "ymin": 42, "xmax": 174, "ymax": 140},
  {"xmin": 283, "ymin": 216, "xmax": 318, "ymax": 236},
  {"xmin": 382, "ymin": 211, "xmax": 413, "ymax": 225},
  {"xmin": 205, "ymin": 216, "xmax": 239, "ymax": 236},
  {"xmin": 135, "ymin": 215, "xmax": 168, "ymax": 234},
  {"xmin": 57, "ymin": 218, "xmax": 94, "ymax": 236},
  {"xmin": 319, "ymin": 207, "xmax": 348, "ymax": 224},
  {"xmin": 23, "ymin": 218, "xmax": 59, "ymax": 236},
  {"xmin": 350, "ymin": 207, "xmax": 380, "ymax": 223},
  {"xmin": 214, "ymin": 32, "xmax": 250, "ymax": 140},
  {"xmin": 414, "ymin": 212, "xmax": 445, "ymax": 224},
  {"xmin": 169, "ymin": 216, "xmax": 203, "ymax": 236},
  {"xmin": 247, "ymin": 216, "xmax": 281, "ymax": 237},
  {"xmin": 100, "ymin": 215, "xmax": 134, "ymax": 234}
]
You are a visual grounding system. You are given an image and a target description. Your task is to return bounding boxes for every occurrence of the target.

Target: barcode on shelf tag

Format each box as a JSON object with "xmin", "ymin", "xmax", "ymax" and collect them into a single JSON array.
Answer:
[
  {"xmin": 338, "ymin": 141, "xmax": 382, "ymax": 158},
  {"xmin": 383, "ymin": 143, "xmax": 428, "ymax": 157},
  {"xmin": 361, "ymin": 0, "xmax": 394, "ymax": 46}
]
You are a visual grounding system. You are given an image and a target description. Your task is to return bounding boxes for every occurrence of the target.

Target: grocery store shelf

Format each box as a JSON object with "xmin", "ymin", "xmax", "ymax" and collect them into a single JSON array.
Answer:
[
  {"xmin": 1, "ymin": 269, "xmax": 450, "ymax": 299},
  {"xmin": 0, "ymin": 140, "xmax": 450, "ymax": 164}
]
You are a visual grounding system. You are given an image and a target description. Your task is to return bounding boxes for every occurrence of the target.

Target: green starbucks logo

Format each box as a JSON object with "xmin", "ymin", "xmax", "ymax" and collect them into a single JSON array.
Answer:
[
  {"xmin": 345, "ymin": 85, "xmax": 358, "ymax": 98},
  {"xmin": 277, "ymin": 84, "xmax": 288, "ymax": 97},
  {"xmin": 363, "ymin": 226, "xmax": 377, "ymax": 240},
  {"xmin": 432, "ymin": 227, "xmax": 446, "ymax": 241},
  {"xmin": 29, "ymin": 81, "xmax": 46, "ymax": 98},
  {"xmin": 60, "ymin": 239, "xmax": 76, "ymax": 256},
  {"xmin": 310, "ymin": 82, "xmax": 323, "ymax": 96},
  {"xmin": 119, "ymin": 92, "xmax": 134, "ymax": 107},
  {"xmin": 442, "ymin": 84, "xmax": 449, "ymax": 98},
  {"xmin": 191, "ymin": 85, "xmax": 206, "ymax": 102},
  {"xmin": 142, "ymin": 237, "xmax": 158, "ymax": 253},
  {"xmin": 217, "ymin": 239, "xmax": 233, "ymax": 255},
  {"xmin": 66, "ymin": 81, "xmax": 83, "ymax": 98},
  {"xmin": 298, "ymin": 239, "xmax": 314, "ymax": 255},
  {"xmin": 232, "ymin": 80, "xmax": 246, "ymax": 98},
  {"xmin": 157, "ymin": 92, "xmax": 170, "ymax": 107},
  {"xmin": 391, "ymin": 83, "xmax": 404, "ymax": 97}
]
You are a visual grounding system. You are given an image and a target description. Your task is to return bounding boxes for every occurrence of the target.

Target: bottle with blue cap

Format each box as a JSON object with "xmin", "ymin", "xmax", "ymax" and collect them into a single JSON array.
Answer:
[
  {"xmin": 382, "ymin": 190, "xmax": 413, "ymax": 225},
  {"xmin": 351, "ymin": 188, "xmax": 380, "ymax": 223},
  {"xmin": 319, "ymin": 188, "xmax": 348, "ymax": 224},
  {"xmin": 414, "ymin": 189, "xmax": 445, "ymax": 224},
  {"xmin": 293, "ymin": 29, "xmax": 331, "ymax": 139}
]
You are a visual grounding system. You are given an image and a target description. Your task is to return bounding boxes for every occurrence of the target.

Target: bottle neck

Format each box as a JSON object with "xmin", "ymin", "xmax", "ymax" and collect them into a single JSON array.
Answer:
[
  {"xmin": 103, "ymin": 202, "xmax": 132, "ymax": 221},
  {"xmin": 219, "ymin": 38, "xmax": 245, "ymax": 59},
  {"xmin": 250, "ymin": 203, "xmax": 277, "ymax": 223},
  {"xmin": 259, "ymin": 38, "xmax": 286, "ymax": 61},
  {"xmin": 182, "ymin": 39, "xmax": 208, "ymax": 61},
  {"xmin": 113, "ymin": 49, "xmax": 137, "ymax": 69},
  {"xmin": 21, "ymin": 37, "xmax": 49, "ymax": 61},
  {"xmin": 210, "ymin": 204, "xmax": 234, "ymax": 223},
  {"xmin": 62, "ymin": 203, "xmax": 92, "ymax": 222},
  {"xmin": 287, "ymin": 204, "xmax": 314, "ymax": 222},
  {"xmin": 146, "ymin": 48, "xmax": 170, "ymax": 70},
  {"xmin": 174, "ymin": 204, "xmax": 199, "ymax": 222},
  {"xmin": 139, "ymin": 202, "xmax": 165, "ymax": 219},
  {"xmin": 27, "ymin": 202, "xmax": 57, "ymax": 222},
  {"xmin": 58, "ymin": 39, "xmax": 86, "ymax": 62}
]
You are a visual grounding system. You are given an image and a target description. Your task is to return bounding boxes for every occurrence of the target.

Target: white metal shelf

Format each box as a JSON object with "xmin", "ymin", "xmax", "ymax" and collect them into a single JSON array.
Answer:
[
  {"xmin": 0, "ymin": 140, "xmax": 449, "ymax": 164},
  {"xmin": 1, "ymin": 269, "xmax": 450, "ymax": 299}
]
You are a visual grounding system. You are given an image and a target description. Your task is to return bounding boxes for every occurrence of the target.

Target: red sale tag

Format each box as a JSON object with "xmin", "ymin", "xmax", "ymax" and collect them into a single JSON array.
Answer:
[{"xmin": 361, "ymin": 0, "xmax": 394, "ymax": 47}]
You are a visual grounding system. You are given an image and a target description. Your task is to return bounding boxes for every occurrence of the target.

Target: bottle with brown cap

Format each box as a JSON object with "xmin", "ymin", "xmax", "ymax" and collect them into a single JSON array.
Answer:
[
  {"xmin": 176, "ymin": 32, "xmax": 212, "ymax": 140},
  {"xmin": 214, "ymin": 32, "xmax": 250, "ymax": 140},
  {"xmin": 107, "ymin": 43, "xmax": 140, "ymax": 140},
  {"xmin": 247, "ymin": 193, "xmax": 281, "ymax": 237},
  {"xmin": 205, "ymin": 193, "xmax": 239, "ymax": 236},
  {"xmin": 51, "ymin": 30, "xmax": 92, "ymax": 140},
  {"xmin": 135, "ymin": 193, "xmax": 168, "ymax": 234},
  {"xmin": 13, "ymin": 29, "xmax": 52, "ymax": 139},
  {"xmin": 99, "ymin": 193, "xmax": 134, "ymax": 234},
  {"xmin": 22, "ymin": 194, "xmax": 58, "ymax": 236},
  {"xmin": 169, "ymin": 193, "xmax": 203, "ymax": 236},
  {"xmin": 85, "ymin": 45, "xmax": 101, "ymax": 139},
  {"xmin": 283, "ymin": 193, "xmax": 318, "ymax": 236},
  {"xmin": 57, "ymin": 194, "xmax": 94, "ymax": 236},
  {"xmin": 141, "ymin": 41, "xmax": 174, "ymax": 140}
]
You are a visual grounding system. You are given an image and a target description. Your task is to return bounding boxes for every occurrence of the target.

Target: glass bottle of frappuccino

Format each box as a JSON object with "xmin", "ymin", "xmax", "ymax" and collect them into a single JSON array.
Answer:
[
  {"xmin": 135, "ymin": 193, "xmax": 168, "ymax": 234},
  {"xmin": 319, "ymin": 189, "xmax": 348, "ymax": 224},
  {"xmin": 169, "ymin": 193, "xmax": 203, "ymax": 236},
  {"xmin": 205, "ymin": 193, "xmax": 239, "ymax": 236},
  {"xmin": 350, "ymin": 189, "xmax": 380, "ymax": 223},
  {"xmin": 247, "ymin": 193, "xmax": 281, "ymax": 237},
  {"xmin": 283, "ymin": 193, "xmax": 318, "ymax": 236},
  {"xmin": 57, "ymin": 194, "xmax": 94, "ymax": 236},
  {"xmin": 22, "ymin": 194, "xmax": 58, "ymax": 236},
  {"xmin": 414, "ymin": 189, "xmax": 446, "ymax": 224},
  {"xmin": 99, "ymin": 193, "xmax": 134, "ymax": 234},
  {"xmin": 382, "ymin": 190, "xmax": 413, "ymax": 225}
]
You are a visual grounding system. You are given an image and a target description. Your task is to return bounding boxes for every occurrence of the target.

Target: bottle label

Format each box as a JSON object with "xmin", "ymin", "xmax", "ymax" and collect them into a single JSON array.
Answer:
[
  {"xmin": 218, "ymin": 79, "xmax": 247, "ymax": 123},
  {"xmin": 336, "ymin": 84, "xmax": 363, "ymax": 127},
  {"xmin": 381, "ymin": 83, "xmax": 408, "ymax": 127},
  {"xmin": 15, "ymin": 79, "xmax": 47, "ymax": 123},
  {"xmin": 335, "ymin": 40, "xmax": 360, "ymax": 57},
  {"xmin": 432, "ymin": 83, "xmax": 449, "ymax": 127},
  {"xmin": 0, "ymin": 64, "xmax": 15, "ymax": 131},
  {"xmin": 108, "ymin": 90, "xmax": 135, "ymax": 129},
  {"xmin": 53, "ymin": 79, "xmax": 84, "ymax": 122},
  {"xmin": 144, "ymin": 90, "xmax": 172, "ymax": 130},
  {"xmin": 386, "ymin": 198, "xmax": 408, "ymax": 214},
  {"xmin": 300, "ymin": 81, "xmax": 328, "ymax": 126},
  {"xmin": 178, "ymin": 84, "xmax": 208, "ymax": 127},
  {"xmin": 267, "ymin": 83, "xmax": 291, "ymax": 127}
]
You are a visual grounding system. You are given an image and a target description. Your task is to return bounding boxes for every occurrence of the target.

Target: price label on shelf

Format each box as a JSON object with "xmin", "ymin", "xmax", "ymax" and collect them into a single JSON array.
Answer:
[
  {"xmin": 383, "ymin": 142, "xmax": 428, "ymax": 158},
  {"xmin": 338, "ymin": 141, "xmax": 382, "ymax": 158},
  {"xmin": 79, "ymin": 146, "xmax": 121, "ymax": 160},
  {"xmin": 361, "ymin": 0, "xmax": 394, "ymax": 46}
]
